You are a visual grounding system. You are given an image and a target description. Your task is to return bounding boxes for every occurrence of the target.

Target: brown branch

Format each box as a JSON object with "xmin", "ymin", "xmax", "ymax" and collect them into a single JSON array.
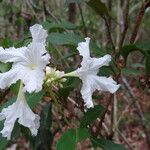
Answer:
[
  {"xmin": 119, "ymin": 0, "xmax": 130, "ymax": 48},
  {"xmin": 43, "ymin": 0, "xmax": 60, "ymax": 22},
  {"xmin": 68, "ymin": 3, "xmax": 76, "ymax": 23},
  {"xmin": 130, "ymin": 1, "xmax": 150, "ymax": 44},
  {"xmin": 103, "ymin": 16, "xmax": 115, "ymax": 50},
  {"xmin": 78, "ymin": 4, "xmax": 88, "ymax": 37},
  {"xmin": 95, "ymin": 94, "xmax": 113, "ymax": 136}
]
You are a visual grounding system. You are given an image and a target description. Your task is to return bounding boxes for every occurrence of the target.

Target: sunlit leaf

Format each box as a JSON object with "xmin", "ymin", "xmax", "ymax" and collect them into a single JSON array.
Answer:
[
  {"xmin": 65, "ymin": 0, "xmax": 86, "ymax": 3},
  {"xmin": 87, "ymin": 0, "xmax": 109, "ymax": 17},
  {"xmin": 91, "ymin": 137, "xmax": 126, "ymax": 150},
  {"xmin": 56, "ymin": 128, "xmax": 89, "ymax": 150},
  {"xmin": 120, "ymin": 44, "xmax": 146, "ymax": 61},
  {"xmin": 80, "ymin": 105, "xmax": 105, "ymax": 127}
]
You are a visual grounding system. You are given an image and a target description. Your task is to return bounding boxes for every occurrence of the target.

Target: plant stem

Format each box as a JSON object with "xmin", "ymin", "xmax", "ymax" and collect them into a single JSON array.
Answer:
[
  {"xmin": 78, "ymin": 4, "xmax": 88, "ymax": 37},
  {"xmin": 130, "ymin": 1, "xmax": 150, "ymax": 44}
]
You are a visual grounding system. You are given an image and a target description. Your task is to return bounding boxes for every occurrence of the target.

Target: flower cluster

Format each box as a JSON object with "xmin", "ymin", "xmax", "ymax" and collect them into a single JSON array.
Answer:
[{"xmin": 0, "ymin": 24, "xmax": 119, "ymax": 140}]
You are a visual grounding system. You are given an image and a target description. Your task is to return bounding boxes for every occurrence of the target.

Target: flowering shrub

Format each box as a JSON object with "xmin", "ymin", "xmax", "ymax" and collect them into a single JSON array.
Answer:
[{"xmin": 0, "ymin": 24, "xmax": 120, "ymax": 149}]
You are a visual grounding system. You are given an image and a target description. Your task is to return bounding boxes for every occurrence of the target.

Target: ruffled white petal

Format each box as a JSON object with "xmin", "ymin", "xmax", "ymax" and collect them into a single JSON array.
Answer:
[
  {"xmin": 27, "ymin": 42, "xmax": 50, "ymax": 66},
  {"xmin": 10, "ymin": 64, "xmax": 44, "ymax": 93},
  {"xmin": 80, "ymin": 75, "xmax": 120, "ymax": 108},
  {"xmin": 77, "ymin": 54, "xmax": 112, "ymax": 76},
  {"xmin": 0, "ymin": 47, "xmax": 27, "ymax": 63},
  {"xmin": 91, "ymin": 54, "xmax": 111, "ymax": 70},
  {"xmin": 22, "ymin": 68, "xmax": 45, "ymax": 93},
  {"xmin": 77, "ymin": 37, "xmax": 90, "ymax": 59},
  {"xmin": 76, "ymin": 37, "xmax": 111, "ymax": 76},
  {"xmin": 0, "ymin": 85, "xmax": 40, "ymax": 140},
  {"xmin": 30, "ymin": 24, "xmax": 48, "ymax": 44},
  {"xmin": 80, "ymin": 77, "xmax": 94, "ymax": 108},
  {"xmin": 0, "ymin": 68, "xmax": 20, "ymax": 89}
]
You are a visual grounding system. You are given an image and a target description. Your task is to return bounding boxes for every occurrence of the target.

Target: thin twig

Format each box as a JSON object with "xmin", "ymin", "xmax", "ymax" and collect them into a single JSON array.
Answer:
[
  {"xmin": 43, "ymin": 0, "xmax": 60, "ymax": 22},
  {"xmin": 119, "ymin": 0, "xmax": 130, "ymax": 48},
  {"xmin": 96, "ymin": 94, "xmax": 113, "ymax": 136},
  {"xmin": 113, "ymin": 94, "xmax": 119, "ymax": 142},
  {"xmin": 103, "ymin": 16, "xmax": 115, "ymax": 50},
  {"xmin": 122, "ymin": 76, "xmax": 150, "ymax": 149},
  {"xmin": 116, "ymin": 128, "xmax": 133, "ymax": 150},
  {"xmin": 115, "ymin": 0, "xmax": 121, "ymax": 53},
  {"xmin": 78, "ymin": 4, "xmax": 87, "ymax": 37},
  {"xmin": 130, "ymin": 0, "xmax": 150, "ymax": 43}
]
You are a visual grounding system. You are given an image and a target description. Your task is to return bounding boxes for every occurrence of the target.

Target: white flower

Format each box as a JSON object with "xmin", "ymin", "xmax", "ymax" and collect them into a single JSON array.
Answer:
[
  {"xmin": 0, "ymin": 24, "xmax": 50, "ymax": 93},
  {"xmin": 75, "ymin": 37, "xmax": 120, "ymax": 108},
  {"xmin": 0, "ymin": 24, "xmax": 49, "ymax": 139},
  {"xmin": 0, "ymin": 83, "xmax": 40, "ymax": 140}
]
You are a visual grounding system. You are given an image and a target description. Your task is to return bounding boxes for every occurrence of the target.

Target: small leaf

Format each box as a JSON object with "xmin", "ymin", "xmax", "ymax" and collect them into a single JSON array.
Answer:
[
  {"xmin": 87, "ymin": 0, "xmax": 109, "ymax": 17},
  {"xmin": 0, "ymin": 121, "xmax": 9, "ymax": 149},
  {"xmin": 98, "ymin": 66, "xmax": 115, "ymax": 76},
  {"xmin": 80, "ymin": 105, "xmax": 105, "ymax": 127},
  {"xmin": 0, "ymin": 62, "xmax": 11, "ymax": 73},
  {"xmin": 91, "ymin": 137, "xmax": 126, "ymax": 150},
  {"xmin": 0, "ymin": 96, "xmax": 16, "ymax": 112},
  {"xmin": 136, "ymin": 43, "xmax": 150, "ymax": 51},
  {"xmin": 0, "ymin": 38, "xmax": 13, "ymax": 48},
  {"xmin": 48, "ymin": 33, "xmax": 105, "ymax": 56},
  {"xmin": 65, "ymin": 0, "xmax": 86, "ymax": 3},
  {"xmin": 121, "ymin": 68, "xmax": 143, "ymax": 76},
  {"xmin": 146, "ymin": 53, "xmax": 150, "ymax": 74},
  {"xmin": 26, "ymin": 91, "xmax": 44, "ymax": 109},
  {"xmin": 56, "ymin": 128, "xmax": 89, "ymax": 150},
  {"xmin": 0, "ymin": 136, "xmax": 8, "ymax": 150},
  {"xmin": 120, "ymin": 44, "xmax": 146, "ymax": 61},
  {"xmin": 42, "ymin": 21, "xmax": 77, "ymax": 31},
  {"xmin": 48, "ymin": 33, "xmax": 83, "ymax": 46},
  {"xmin": 59, "ymin": 77, "xmax": 81, "ymax": 100},
  {"xmin": 33, "ymin": 103, "xmax": 53, "ymax": 149}
]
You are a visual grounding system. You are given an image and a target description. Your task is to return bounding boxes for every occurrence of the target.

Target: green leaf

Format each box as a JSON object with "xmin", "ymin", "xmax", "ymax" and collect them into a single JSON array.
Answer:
[
  {"xmin": 65, "ymin": 0, "xmax": 86, "ymax": 3},
  {"xmin": 59, "ymin": 77, "xmax": 81, "ymax": 100},
  {"xmin": 0, "ymin": 96, "xmax": 16, "ymax": 112},
  {"xmin": 120, "ymin": 44, "xmax": 146, "ymax": 61},
  {"xmin": 146, "ymin": 53, "xmax": 150, "ymax": 74},
  {"xmin": 10, "ymin": 80, "xmax": 21, "ymax": 95},
  {"xmin": 98, "ymin": 66, "xmax": 115, "ymax": 76},
  {"xmin": 33, "ymin": 103, "xmax": 52, "ymax": 149},
  {"xmin": 48, "ymin": 33, "xmax": 83, "ymax": 46},
  {"xmin": 0, "ymin": 62, "xmax": 11, "ymax": 73},
  {"xmin": 136, "ymin": 43, "xmax": 150, "ymax": 51},
  {"xmin": 87, "ymin": 0, "xmax": 109, "ymax": 17},
  {"xmin": 26, "ymin": 91, "xmax": 44, "ymax": 109},
  {"xmin": 91, "ymin": 138, "xmax": 126, "ymax": 150},
  {"xmin": 0, "ymin": 38, "xmax": 13, "ymax": 48},
  {"xmin": 56, "ymin": 128, "xmax": 89, "ymax": 150},
  {"xmin": 121, "ymin": 68, "xmax": 143, "ymax": 76},
  {"xmin": 0, "ymin": 135, "xmax": 8, "ymax": 150},
  {"xmin": 80, "ymin": 105, "xmax": 105, "ymax": 127},
  {"xmin": 42, "ymin": 21, "xmax": 77, "ymax": 31},
  {"xmin": 0, "ymin": 121, "xmax": 8, "ymax": 149},
  {"xmin": 48, "ymin": 33, "xmax": 105, "ymax": 56}
]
